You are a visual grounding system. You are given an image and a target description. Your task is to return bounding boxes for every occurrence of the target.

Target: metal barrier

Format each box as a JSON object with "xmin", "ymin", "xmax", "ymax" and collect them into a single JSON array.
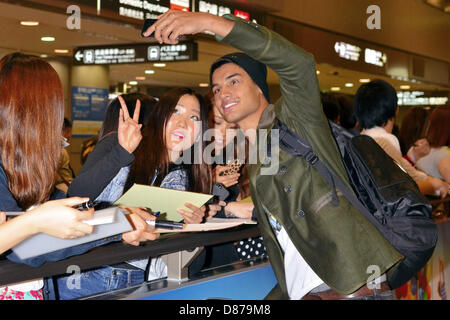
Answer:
[{"xmin": 0, "ymin": 225, "xmax": 261, "ymax": 287}]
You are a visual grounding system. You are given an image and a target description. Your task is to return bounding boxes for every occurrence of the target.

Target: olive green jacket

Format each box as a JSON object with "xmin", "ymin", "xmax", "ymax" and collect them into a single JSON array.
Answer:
[{"xmin": 217, "ymin": 15, "xmax": 403, "ymax": 299}]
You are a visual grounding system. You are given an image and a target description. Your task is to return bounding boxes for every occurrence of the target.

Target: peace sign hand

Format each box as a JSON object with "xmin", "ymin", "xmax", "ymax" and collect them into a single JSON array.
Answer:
[{"xmin": 118, "ymin": 96, "xmax": 143, "ymax": 154}]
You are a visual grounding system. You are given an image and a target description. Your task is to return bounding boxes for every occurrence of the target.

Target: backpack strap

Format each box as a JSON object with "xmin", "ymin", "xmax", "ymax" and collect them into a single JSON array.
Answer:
[{"xmin": 274, "ymin": 118, "xmax": 379, "ymax": 224}]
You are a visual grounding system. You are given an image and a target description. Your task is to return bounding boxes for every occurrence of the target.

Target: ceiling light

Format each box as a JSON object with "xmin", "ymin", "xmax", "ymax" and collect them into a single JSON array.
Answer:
[
  {"xmin": 359, "ymin": 79, "xmax": 370, "ymax": 83},
  {"xmin": 54, "ymin": 49, "xmax": 69, "ymax": 54},
  {"xmin": 316, "ymin": 70, "xmax": 320, "ymax": 75},
  {"xmin": 40, "ymin": 54, "xmax": 48, "ymax": 58},
  {"xmin": 345, "ymin": 83, "xmax": 354, "ymax": 87},
  {"xmin": 153, "ymin": 63, "xmax": 166, "ymax": 67},
  {"xmin": 145, "ymin": 70, "xmax": 155, "ymax": 74},
  {"xmin": 400, "ymin": 85, "xmax": 411, "ymax": 90},
  {"xmin": 136, "ymin": 76, "xmax": 146, "ymax": 80},
  {"xmin": 331, "ymin": 87, "xmax": 341, "ymax": 92},
  {"xmin": 129, "ymin": 81, "xmax": 138, "ymax": 85},
  {"xmin": 41, "ymin": 36, "xmax": 55, "ymax": 42},
  {"xmin": 199, "ymin": 83, "xmax": 209, "ymax": 87},
  {"xmin": 20, "ymin": 21, "xmax": 39, "ymax": 26}
]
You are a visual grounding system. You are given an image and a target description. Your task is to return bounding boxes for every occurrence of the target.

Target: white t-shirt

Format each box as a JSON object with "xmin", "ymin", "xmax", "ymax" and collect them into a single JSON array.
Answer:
[
  {"xmin": 265, "ymin": 208, "xmax": 324, "ymax": 300},
  {"xmin": 416, "ymin": 146, "xmax": 450, "ymax": 180},
  {"xmin": 276, "ymin": 227, "xmax": 325, "ymax": 299}
]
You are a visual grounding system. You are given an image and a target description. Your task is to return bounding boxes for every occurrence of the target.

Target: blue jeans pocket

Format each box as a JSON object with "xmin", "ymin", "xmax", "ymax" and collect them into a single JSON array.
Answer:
[{"xmin": 55, "ymin": 265, "xmax": 144, "ymax": 300}]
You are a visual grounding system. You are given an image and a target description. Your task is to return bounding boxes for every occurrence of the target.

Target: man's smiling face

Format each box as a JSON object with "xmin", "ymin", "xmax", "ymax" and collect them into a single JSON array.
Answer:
[{"xmin": 211, "ymin": 62, "xmax": 264, "ymax": 127}]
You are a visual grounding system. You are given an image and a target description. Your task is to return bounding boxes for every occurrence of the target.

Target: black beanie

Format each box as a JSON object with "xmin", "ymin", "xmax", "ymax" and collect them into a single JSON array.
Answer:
[{"xmin": 210, "ymin": 52, "xmax": 270, "ymax": 103}]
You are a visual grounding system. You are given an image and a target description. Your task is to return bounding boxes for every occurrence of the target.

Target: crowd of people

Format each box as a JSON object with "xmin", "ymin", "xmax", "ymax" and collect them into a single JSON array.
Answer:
[
  {"xmin": 0, "ymin": 10, "xmax": 448, "ymax": 300},
  {"xmin": 321, "ymin": 82, "xmax": 449, "ymax": 197}
]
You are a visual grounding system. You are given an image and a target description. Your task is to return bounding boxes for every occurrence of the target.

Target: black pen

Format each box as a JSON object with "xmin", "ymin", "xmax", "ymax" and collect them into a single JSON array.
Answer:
[
  {"xmin": 146, "ymin": 220, "xmax": 184, "ymax": 230},
  {"xmin": 5, "ymin": 201, "xmax": 97, "ymax": 216},
  {"xmin": 73, "ymin": 200, "xmax": 98, "ymax": 211}
]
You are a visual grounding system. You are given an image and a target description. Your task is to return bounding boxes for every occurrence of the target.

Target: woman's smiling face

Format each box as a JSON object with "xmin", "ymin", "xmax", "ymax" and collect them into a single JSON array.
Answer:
[{"xmin": 165, "ymin": 94, "xmax": 201, "ymax": 160}]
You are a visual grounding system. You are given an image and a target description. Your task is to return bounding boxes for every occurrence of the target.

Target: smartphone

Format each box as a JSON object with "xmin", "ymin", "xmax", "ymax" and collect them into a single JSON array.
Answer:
[
  {"xmin": 219, "ymin": 159, "xmax": 244, "ymax": 176},
  {"xmin": 141, "ymin": 18, "xmax": 158, "ymax": 38}
]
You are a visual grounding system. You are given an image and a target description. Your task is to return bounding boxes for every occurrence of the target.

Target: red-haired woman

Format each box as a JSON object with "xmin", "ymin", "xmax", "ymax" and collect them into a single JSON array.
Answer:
[
  {"xmin": 417, "ymin": 106, "xmax": 450, "ymax": 183},
  {"xmin": 0, "ymin": 53, "xmax": 156, "ymax": 300}
]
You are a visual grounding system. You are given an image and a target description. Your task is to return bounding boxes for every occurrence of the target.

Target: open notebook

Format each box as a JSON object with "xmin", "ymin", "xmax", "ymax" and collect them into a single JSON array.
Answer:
[{"xmin": 114, "ymin": 183, "xmax": 214, "ymax": 221}]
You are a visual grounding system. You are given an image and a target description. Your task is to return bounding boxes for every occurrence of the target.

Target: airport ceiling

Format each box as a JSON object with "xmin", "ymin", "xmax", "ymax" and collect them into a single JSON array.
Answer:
[{"xmin": 0, "ymin": 1, "xmax": 448, "ymax": 96}]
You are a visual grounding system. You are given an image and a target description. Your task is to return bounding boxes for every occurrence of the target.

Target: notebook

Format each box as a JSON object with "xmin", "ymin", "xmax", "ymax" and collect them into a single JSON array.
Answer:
[
  {"xmin": 12, "ymin": 207, "xmax": 132, "ymax": 260},
  {"xmin": 114, "ymin": 184, "xmax": 214, "ymax": 221}
]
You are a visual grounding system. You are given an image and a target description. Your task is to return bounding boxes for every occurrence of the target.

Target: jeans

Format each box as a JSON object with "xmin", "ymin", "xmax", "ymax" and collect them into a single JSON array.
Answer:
[{"xmin": 55, "ymin": 265, "xmax": 144, "ymax": 300}]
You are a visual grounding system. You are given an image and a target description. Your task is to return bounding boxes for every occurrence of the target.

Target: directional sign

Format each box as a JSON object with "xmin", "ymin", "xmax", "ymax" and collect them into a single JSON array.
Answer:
[
  {"xmin": 334, "ymin": 41, "xmax": 362, "ymax": 62},
  {"xmin": 71, "ymin": 86, "xmax": 109, "ymax": 137},
  {"xmin": 364, "ymin": 48, "xmax": 388, "ymax": 67},
  {"xmin": 73, "ymin": 42, "xmax": 197, "ymax": 65}
]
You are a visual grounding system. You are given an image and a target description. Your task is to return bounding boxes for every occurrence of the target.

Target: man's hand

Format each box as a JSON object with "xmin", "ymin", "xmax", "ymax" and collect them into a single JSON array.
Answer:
[
  {"xmin": 143, "ymin": 10, "xmax": 234, "ymax": 44},
  {"xmin": 118, "ymin": 96, "xmax": 143, "ymax": 154},
  {"xmin": 121, "ymin": 207, "xmax": 160, "ymax": 246}
]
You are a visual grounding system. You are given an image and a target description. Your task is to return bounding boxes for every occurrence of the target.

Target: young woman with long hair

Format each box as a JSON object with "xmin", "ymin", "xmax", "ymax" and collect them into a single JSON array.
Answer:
[
  {"xmin": 59, "ymin": 87, "xmax": 212, "ymax": 299},
  {"xmin": 0, "ymin": 53, "xmax": 155, "ymax": 300},
  {"xmin": 416, "ymin": 106, "xmax": 450, "ymax": 183}
]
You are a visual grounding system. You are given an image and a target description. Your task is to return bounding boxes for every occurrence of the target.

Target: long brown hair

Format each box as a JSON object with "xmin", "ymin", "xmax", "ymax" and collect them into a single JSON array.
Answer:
[
  {"xmin": 423, "ymin": 106, "xmax": 450, "ymax": 148},
  {"xmin": 127, "ymin": 87, "xmax": 211, "ymax": 194},
  {"xmin": 398, "ymin": 107, "xmax": 429, "ymax": 155},
  {"xmin": 0, "ymin": 53, "xmax": 64, "ymax": 209}
]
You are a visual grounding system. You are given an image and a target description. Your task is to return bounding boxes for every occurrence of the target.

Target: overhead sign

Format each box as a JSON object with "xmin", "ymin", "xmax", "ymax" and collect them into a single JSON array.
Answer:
[
  {"xmin": 75, "ymin": 0, "xmax": 172, "ymax": 20},
  {"xmin": 334, "ymin": 41, "xmax": 387, "ymax": 68},
  {"xmin": 68, "ymin": 0, "xmax": 264, "ymax": 24},
  {"xmin": 73, "ymin": 41, "xmax": 198, "ymax": 65},
  {"xmin": 194, "ymin": 0, "xmax": 263, "ymax": 24},
  {"xmin": 334, "ymin": 42, "xmax": 361, "ymax": 62},
  {"xmin": 365, "ymin": 48, "xmax": 387, "ymax": 67},
  {"xmin": 397, "ymin": 91, "xmax": 449, "ymax": 106},
  {"xmin": 171, "ymin": 0, "xmax": 190, "ymax": 11}
]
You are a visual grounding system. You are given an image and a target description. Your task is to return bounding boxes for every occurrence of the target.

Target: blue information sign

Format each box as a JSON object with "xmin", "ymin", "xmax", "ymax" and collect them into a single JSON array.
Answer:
[{"xmin": 71, "ymin": 86, "xmax": 109, "ymax": 136}]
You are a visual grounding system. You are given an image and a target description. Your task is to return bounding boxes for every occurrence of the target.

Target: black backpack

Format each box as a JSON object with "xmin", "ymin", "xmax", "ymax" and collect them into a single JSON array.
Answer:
[{"xmin": 273, "ymin": 118, "xmax": 437, "ymax": 289}]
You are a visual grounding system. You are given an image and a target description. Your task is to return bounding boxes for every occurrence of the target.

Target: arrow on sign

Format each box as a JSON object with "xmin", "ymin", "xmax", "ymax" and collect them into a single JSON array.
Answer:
[{"xmin": 75, "ymin": 51, "xmax": 84, "ymax": 61}]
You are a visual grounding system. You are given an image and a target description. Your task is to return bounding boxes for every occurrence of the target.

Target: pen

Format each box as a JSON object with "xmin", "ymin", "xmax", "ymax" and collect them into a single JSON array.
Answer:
[
  {"xmin": 142, "ymin": 208, "xmax": 160, "ymax": 217},
  {"xmin": 73, "ymin": 200, "xmax": 98, "ymax": 211},
  {"xmin": 6, "ymin": 201, "xmax": 98, "ymax": 216},
  {"xmin": 146, "ymin": 220, "xmax": 184, "ymax": 230},
  {"xmin": 5, "ymin": 212, "xmax": 23, "ymax": 216}
]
